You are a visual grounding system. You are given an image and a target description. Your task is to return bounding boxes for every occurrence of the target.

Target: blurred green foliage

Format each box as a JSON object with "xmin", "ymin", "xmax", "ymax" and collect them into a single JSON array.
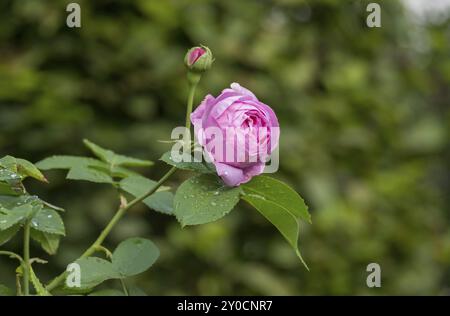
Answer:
[{"xmin": 0, "ymin": 0, "xmax": 449, "ymax": 295}]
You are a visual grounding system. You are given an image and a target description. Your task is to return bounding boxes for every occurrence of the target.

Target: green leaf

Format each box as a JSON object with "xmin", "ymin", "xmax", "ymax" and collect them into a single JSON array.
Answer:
[
  {"xmin": 36, "ymin": 155, "xmax": 105, "ymax": 170},
  {"xmin": 92, "ymin": 165, "xmax": 138, "ymax": 178},
  {"xmin": 0, "ymin": 194, "xmax": 40, "ymax": 209},
  {"xmin": 88, "ymin": 289, "xmax": 125, "ymax": 296},
  {"xmin": 119, "ymin": 175, "xmax": 170, "ymax": 193},
  {"xmin": 0, "ymin": 224, "xmax": 20, "ymax": 246},
  {"xmin": 240, "ymin": 176, "xmax": 310, "ymax": 268},
  {"xmin": 1, "ymin": 156, "xmax": 47, "ymax": 183},
  {"xmin": 0, "ymin": 168, "xmax": 21, "ymax": 182},
  {"xmin": 68, "ymin": 238, "xmax": 159, "ymax": 291},
  {"xmin": 0, "ymin": 182, "xmax": 21, "ymax": 196},
  {"xmin": 119, "ymin": 176, "xmax": 173, "ymax": 214},
  {"xmin": 36, "ymin": 155, "xmax": 137, "ymax": 181},
  {"xmin": 241, "ymin": 195, "xmax": 309, "ymax": 269},
  {"xmin": 174, "ymin": 174, "xmax": 241, "ymax": 226},
  {"xmin": 0, "ymin": 284, "xmax": 14, "ymax": 296},
  {"xmin": 0, "ymin": 156, "xmax": 17, "ymax": 171},
  {"xmin": 16, "ymin": 158, "xmax": 48, "ymax": 182},
  {"xmin": 89, "ymin": 286, "xmax": 146, "ymax": 296},
  {"xmin": 160, "ymin": 151, "xmax": 214, "ymax": 173},
  {"xmin": 143, "ymin": 191, "xmax": 174, "ymax": 215},
  {"xmin": 128, "ymin": 285, "xmax": 147, "ymax": 296},
  {"xmin": 0, "ymin": 156, "xmax": 22, "ymax": 193},
  {"xmin": 112, "ymin": 237, "xmax": 159, "ymax": 277},
  {"xmin": 30, "ymin": 208, "xmax": 65, "ymax": 235},
  {"xmin": 83, "ymin": 139, "xmax": 153, "ymax": 167},
  {"xmin": 241, "ymin": 175, "xmax": 311, "ymax": 223},
  {"xmin": 71, "ymin": 257, "xmax": 121, "ymax": 290},
  {"xmin": 0, "ymin": 194, "xmax": 62, "ymax": 216},
  {"xmin": 67, "ymin": 166, "xmax": 113, "ymax": 184},
  {"xmin": 0, "ymin": 204, "xmax": 35, "ymax": 230},
  {"xmin": 31, "ymin": 229, "xmax": 60, "ymax": 255},
  {"xmin": 37, "ymin": 155, "xmax": 113, "ymax": 183}
]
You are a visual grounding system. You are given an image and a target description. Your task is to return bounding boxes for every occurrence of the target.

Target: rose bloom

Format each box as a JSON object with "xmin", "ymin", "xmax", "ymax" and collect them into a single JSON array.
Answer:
[{"xmin": 191, "ymin": 83, "xmax": 279, "ymax": 186}]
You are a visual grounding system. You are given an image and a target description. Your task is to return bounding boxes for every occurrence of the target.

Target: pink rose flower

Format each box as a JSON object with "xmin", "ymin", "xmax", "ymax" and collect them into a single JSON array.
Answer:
[{"xmin": 191, "ymin": 83, "xmax": 279, "ymax": 187}]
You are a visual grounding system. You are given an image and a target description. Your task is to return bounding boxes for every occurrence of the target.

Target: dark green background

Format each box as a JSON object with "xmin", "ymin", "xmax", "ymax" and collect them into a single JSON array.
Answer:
[{"xmin": 0, "ymin": 0, "xmax": 449, "ymax": 295}]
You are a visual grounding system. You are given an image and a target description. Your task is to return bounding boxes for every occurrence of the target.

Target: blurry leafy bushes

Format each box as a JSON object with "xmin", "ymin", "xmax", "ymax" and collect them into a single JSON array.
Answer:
[{"xmin": 0, "ymin": 0, "xmax": 449, "ymax": 294}]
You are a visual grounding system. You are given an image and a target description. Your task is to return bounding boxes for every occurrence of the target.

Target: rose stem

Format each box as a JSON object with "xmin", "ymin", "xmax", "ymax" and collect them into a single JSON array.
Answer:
[{"xmin": 45, "ymin": 72, "xmax": 202, "ymax": 293}]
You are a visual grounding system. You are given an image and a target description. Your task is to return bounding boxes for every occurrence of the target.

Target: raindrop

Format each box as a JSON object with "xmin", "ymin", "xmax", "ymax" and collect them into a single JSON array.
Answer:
[
  {"xmin": 248, "ymin": 193, "xmax": 266, "ymax": 200},
  {"xmin": 211, "ymin": 202, "xmax": 217, "ymax": 206},
  {"xmin": 213, "ymin": 191, "xmax": 219, "ymax": 195},
  {"xmin": 47, "ymin": 215, "xmax": 52, "ymax": 218},
  {"xmin": 32, "ymin": 220, "xmax": 38, "ymax": 227}
]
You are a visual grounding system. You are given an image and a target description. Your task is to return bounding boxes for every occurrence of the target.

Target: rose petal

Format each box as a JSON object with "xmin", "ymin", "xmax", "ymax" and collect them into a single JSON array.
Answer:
[
  {"xmin": 230, "ymin": 82, "xmax": 257, "ymax": 99},
  {"xmin": 188, "ymin": 47, "xmax": 206, "ymax": 65},
  {"xmin": 191, "ymin": 83, "xmax": 279, "ymax": 186},
  {"xmin": 214, "ymin": 162, "xmax": 246, "ymax": 187}
]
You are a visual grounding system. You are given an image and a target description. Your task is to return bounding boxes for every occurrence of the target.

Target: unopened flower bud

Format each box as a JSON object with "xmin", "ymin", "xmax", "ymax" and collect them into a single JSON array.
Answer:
[{"xmin": 184, "ymin": 46, "xmax": 213, "ymax": 73}]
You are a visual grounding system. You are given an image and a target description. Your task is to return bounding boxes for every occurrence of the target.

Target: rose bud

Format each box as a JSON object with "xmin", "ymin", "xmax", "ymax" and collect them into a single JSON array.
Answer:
[
  {"xmin": 184, "ymin": 46, "xmax": 213, "ymax": 73},
  {"xmin": 191, "ymin": 83, "xmax": 280, "ymax": 187}
]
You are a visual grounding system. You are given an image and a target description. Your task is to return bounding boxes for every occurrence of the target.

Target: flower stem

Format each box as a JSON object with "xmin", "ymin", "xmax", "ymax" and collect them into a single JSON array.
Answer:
[
  {"xmin": 120, "ymin": 279, "xmax": 129, "ymax": 296},
  {"xmin": 16, "ymin": 274, "xmax": 23, "ymax": 296},
  {"xmin": 0, "ymin": 251, "xmax": 25, "ymax": 295},
  {"xmin": 23, "ymin": 221, "xmax": 31, "ymax": 295},
  {"xmin": 185, "ymin": 82, "xmax": 198, "ymax": 131},
  {"xmin": 45, "ymin": 69, "xmax": 201, "ymax": 293},
  {"xmin": 0, "ymin": 250, "xmax": 24, "ymax": 263},
  {"xmin": 45, "ymin": 166, "xmax": 177, "ymax": 292},
  {"xmin": 184, "ymin": 72, "xmax": 201, "ymax": 143}
]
